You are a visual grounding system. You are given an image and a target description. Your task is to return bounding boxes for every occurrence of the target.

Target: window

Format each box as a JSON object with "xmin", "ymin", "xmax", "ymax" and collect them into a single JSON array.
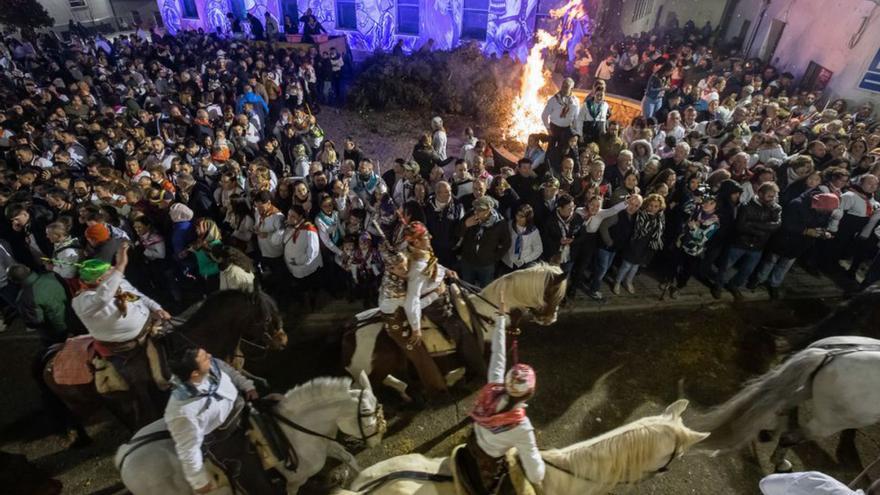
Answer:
[
  {"xmin": 397, "ymin": 0, "xmax": 419, "ymax": 35},
  {"xmin": 461, "ymin": 0, "xmax": 488, "ymax": 40},
  {"xmin": 69, "ymin": 0, "xmax": 86, "ymax": 8},
  {"xmin": 180, "ymin": 0, "xmax": 199, "ymax": 19},
  {"xmin": 631, "ymin": 0, "xmax": 654, "ymax": 22},
  {"xmin": 336, "ymin": 0, "xmax": 358, "ymax": 30}
]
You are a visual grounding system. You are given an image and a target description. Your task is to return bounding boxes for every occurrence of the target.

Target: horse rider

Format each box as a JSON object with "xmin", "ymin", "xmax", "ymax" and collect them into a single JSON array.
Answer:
[
  {"xmin": 166, "ymin": 346, "xmax": 282, "ymax": 494},
  {"xmin": 377, "ymin": 244, "xmax": 449, "ymax": 397},
  {"xmin": 466, "ymin": 292, "xmax": 545, "ymax": 493},
  {"xmin": 404, "ymin": 221, "xmax": 487, "ymax": 382},
  {"xmin": 71, "ymin": 242, "xmax": 171, "ymax": 420}
]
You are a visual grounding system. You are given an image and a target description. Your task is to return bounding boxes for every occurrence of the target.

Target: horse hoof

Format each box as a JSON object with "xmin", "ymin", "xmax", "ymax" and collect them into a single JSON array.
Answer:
[
  {"xmin": 774, "ymin": 460, "xmax": 793, "ymax": 473},
  {"xmin": 64, "ymin": 430, "xmax": 93, "ymax": 450},
  {"xmin": 758, "ymin": 430, "xmax": 774, "ymax": 443}
]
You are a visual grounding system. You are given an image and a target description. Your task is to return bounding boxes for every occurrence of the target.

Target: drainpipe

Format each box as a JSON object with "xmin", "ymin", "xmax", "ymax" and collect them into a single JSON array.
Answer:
[{"xmin": 744, "ymin": 0, "xmax": 771, "ymax": 57}]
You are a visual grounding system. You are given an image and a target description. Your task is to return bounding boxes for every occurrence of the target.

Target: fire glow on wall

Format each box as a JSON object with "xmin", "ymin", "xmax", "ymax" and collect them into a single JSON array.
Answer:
[{"xmin": 157, "ymin": 0, "xmax": 590, "ymax": 59}]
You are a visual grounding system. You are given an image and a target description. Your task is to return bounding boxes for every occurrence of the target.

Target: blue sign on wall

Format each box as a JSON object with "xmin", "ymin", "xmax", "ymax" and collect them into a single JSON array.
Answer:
[{"xmin": 859, "ymin": 46, "xmax": 880, "ymax": 93}]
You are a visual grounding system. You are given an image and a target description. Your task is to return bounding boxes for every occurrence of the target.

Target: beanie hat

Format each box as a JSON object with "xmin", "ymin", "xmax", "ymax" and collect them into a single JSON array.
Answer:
[
  {"xmin": 85, "ymin": 224, "xmax": 111, "ymax": 245},
  {"xmin": 811, "ymin": 193, "xmax": 840, "ymax": 212},
  {"xmin": 79, "ymin": 259, "xmax": 112, "ymax": 283}
]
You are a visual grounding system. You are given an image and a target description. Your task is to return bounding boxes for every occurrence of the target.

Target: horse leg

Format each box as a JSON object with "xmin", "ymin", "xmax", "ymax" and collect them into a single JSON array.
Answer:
[
  {"xmin": 382, "ymin": 374, "xmax": 413, "ymax": 403},
  {"xmin": 770, "ymin": 408, "xmax": 801, "ymax": 473},
  {"xmin": 836, "ymin": 429, "xmax": 860, "ymax": 466}
]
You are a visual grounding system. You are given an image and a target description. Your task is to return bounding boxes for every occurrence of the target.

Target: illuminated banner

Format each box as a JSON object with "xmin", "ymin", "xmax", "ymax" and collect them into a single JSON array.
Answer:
[{"xmin": 859, "ymin": 46, "xmax": 880, "ymax": 93}]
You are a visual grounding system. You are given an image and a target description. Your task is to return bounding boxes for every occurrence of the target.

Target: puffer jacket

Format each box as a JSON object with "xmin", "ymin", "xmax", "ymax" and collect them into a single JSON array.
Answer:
[{"xmin": 733, "ymin": 197, "xmax": 782, "ymax": 250}]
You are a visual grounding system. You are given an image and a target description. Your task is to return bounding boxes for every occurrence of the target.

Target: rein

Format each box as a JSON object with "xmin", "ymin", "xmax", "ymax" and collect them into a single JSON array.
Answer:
[{"xmin": 116, "ymin": 430, "xmax": 172, "ymax": 470}]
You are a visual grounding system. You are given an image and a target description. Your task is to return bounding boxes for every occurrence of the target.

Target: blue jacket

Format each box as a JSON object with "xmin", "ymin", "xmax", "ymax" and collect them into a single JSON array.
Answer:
[{"xmin": 236, "ymin": 91, "xmax": 269, "ymax": 116}]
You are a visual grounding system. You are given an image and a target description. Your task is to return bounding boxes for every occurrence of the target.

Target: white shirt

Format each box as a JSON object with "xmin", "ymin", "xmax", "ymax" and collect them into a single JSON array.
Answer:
[
  {"xmin": 165, "ymin": 359, "xmax": 254, "ymax": 491},
  {"xmin": 433, "ymin": 130, "xmax": 448, "ymax": 160},
  {"xmin": 760, "ymin": 472, "xmax": 863, "ymax": 495},
  {"xmin": 72, "ymin": 270, "xmax": 162, "ymax": 342},
  {"xmin": 575, "ymin": 99, "xmax": 610, "ymax": 134},
  {"xmin": 219, "ymin": 265, "xmax": 255, "ymax": 292},
  {"xmin": 828, "ymin": 190, "xmax": 880, "ymax": 232},
  {"xmin": 541, "ymin": 94, "xmax": 580, "ymax": 129},
  {"xmin": 404, "ymin": 254, "xmax": 447, "ymax": 331},
  {"xmin": 254, "ymin": 209, "xmax": 285, "ymax": 258},
  {"xmin": 502, "ymin": 224, "xmax": 543, "ymax": 268},
  {"xmin": 279, "ymin": 222, "xmax": 322, "ymax": 278},
  {"xmin": 475, "ymin": 315, "xmax": 545, "ymax": 484}
]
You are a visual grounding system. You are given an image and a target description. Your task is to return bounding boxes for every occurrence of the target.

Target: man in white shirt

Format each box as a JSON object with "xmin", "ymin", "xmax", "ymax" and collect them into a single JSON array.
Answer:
[
  {"xmin": 541, "ymin": 78, "xmax": 580, "ymax": 161},
  {"xmin": 72, "ymin": 245, "xmax": 171, "ymax": 422},
  {"xmin": 166, "ymin": 347, "xmax": 280, "ymax": 494},
  {"xmin": 279, "ymin": 205, "xmax": 322, "ymax": 304},
  {"xmin": 253, "ymin": 191, "xmax": 286, "ymax": 289},
  {"xmin": 465, "ymin": 294, "xmax": 544, "ymax": 491}
]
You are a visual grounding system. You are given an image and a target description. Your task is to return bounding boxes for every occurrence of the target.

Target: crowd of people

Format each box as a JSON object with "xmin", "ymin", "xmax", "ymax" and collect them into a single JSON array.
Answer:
[{"xmin": 0, "ymin": 12, "xmax": 878, "ymax": 495}]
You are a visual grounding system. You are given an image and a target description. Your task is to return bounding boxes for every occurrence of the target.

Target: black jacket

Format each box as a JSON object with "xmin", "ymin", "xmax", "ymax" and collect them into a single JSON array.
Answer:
[
  {"xmin": 540, "ymin": 211, "xmax": 586, "ymax": 263},
  {"xmin": 733, "ymin": 198, "xmax": 782, "ymax": 250},
  {"xmin": 598, "ymin": 209, "xmax": 636, "ymax": 252},
  {"xmin": 767, "ymin": 196, "xmax": 830, "ymax": 259},
  {"xmin": 424, "ymin": 198, "xmax": 462, "ymax": 266},
  {"xmin": 458, "ymin": 214, "xmax": 511, "ymax": 267}
]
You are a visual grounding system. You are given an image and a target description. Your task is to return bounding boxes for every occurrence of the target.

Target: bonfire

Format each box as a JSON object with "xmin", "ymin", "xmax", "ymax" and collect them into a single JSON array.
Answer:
[{"xmin": 507, "ymin": 0, "xmax": 590, "ymax": 143}]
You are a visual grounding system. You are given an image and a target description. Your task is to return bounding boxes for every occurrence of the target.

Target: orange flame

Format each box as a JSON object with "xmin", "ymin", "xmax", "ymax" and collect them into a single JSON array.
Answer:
[{"xmin": 507, "ymin": 0, "xmax": 589, "ymax": 143}]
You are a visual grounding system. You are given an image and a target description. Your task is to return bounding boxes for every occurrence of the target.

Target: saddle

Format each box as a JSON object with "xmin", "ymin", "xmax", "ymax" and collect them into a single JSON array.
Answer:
[
  {"xmin": 246, "ymin": 399, "xmax": 299, "ymax": 472},
  {"xmin": 450, "ymin": 445, "xmax": 537, "ymax": 495},
  {"xmin": 51, "ymin": 334, "xmax": 170, "ymax": 394}
]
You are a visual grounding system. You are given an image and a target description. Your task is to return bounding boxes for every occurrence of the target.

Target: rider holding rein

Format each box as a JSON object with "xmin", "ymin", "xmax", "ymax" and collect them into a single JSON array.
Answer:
[
  {"xmin": 467, "ymin": 290, "xmax": 545, "ymax": 492},
  {"xmin": 404, "ymin": 221, "xmax": 487, "ymax": 381},
  {"xmin": 166, "ymin": 346, "xmax": 279, "ymax": 495}
]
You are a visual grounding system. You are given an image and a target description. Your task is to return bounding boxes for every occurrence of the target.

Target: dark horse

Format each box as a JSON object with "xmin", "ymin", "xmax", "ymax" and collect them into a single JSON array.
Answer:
[
  {"xmin": 42, "ymin": 289, "xmax": 287, "ymax": 433},
  {"xmin": 771, "ymin": 282, "xmax": 880, "ymax": 353}
]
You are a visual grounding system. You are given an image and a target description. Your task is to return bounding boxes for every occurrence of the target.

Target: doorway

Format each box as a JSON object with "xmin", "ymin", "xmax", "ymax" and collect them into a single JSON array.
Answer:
[
  {"xmin": 760, "ymin": 19, "xmax": 786, "ymax": 62},
  {"xmin": 736, "ymin": 19, "xmax": 751, "ymax": 49}
]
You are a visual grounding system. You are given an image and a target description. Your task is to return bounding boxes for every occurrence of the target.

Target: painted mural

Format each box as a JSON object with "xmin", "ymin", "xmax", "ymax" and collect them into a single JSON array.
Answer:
[{"xmin": 157, "ymin": 0, "xmax": 579, "ymax": 59}]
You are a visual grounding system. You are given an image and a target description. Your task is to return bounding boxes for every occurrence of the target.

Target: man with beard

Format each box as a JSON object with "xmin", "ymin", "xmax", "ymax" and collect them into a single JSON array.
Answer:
[{"xmin": 350, "ymin": 158, "xmax": 384, "ymax": 203}]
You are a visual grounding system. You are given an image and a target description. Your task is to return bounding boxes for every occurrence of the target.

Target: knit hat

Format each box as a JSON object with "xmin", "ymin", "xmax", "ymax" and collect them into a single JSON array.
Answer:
[
  {"xmin": 79, "ymin": 259, "xmax": 112, "ymax": 283},
  {"xmin": 811, "ymin": 193, "xmax": 840, "ymax": 212},
  {"xmin": 505, "ymin": 363, "xmax": 537, "ymax": 398},
  {"xmin": 85, "ymin": 224, "xmax": 111, "ymax": 245},
  {"xmin": 169, "ymin": 203, "xmax": 194, "ymax": 223},
  {"xmin": 472, "ymin": 196, "xmax": 498, "ymax": 211}
]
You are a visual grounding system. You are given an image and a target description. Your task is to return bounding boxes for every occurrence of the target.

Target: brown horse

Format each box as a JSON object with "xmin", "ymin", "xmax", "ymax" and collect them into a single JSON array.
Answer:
[
  {"xmin": 341, "ymin": 264, "xmax": 567, "ymax": 402},
  {"xmin": 42, "ymin": 289, "xmax": 287, "ymax": 433}
]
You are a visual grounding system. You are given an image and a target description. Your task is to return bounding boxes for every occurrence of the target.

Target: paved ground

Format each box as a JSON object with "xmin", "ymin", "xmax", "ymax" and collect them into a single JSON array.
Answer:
[{"xmin": 2, "ymin": 261, "xmax": 878, "ymax": 494}]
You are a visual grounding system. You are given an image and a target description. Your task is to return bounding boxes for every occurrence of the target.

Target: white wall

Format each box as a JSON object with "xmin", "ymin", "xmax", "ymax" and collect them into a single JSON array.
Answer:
[
  {"xmin": 40, "ymin": 0, "xmax": 115, "ymax": 27},
  {"xmin": 728, "ymin": 0, "xmax": 880, "ymax": 105},
  {"xmin": 619, "ymin": 0, "xmax": 729, "ymax": 36}
]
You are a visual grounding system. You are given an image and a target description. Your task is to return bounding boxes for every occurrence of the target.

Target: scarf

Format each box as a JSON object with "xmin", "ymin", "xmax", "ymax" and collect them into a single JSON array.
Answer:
[
  {"xmin": 316, "ymin": 211, "xmax": 341, "ymax": 245},
  {"xmin": 633, "ymin": 211, "xmax": 665, "ymax": 251},
  {"xmin": 408, "ymin": 246, "xmax": 439, "ymax": 280},
  {"xmin": 475, "ymin": 209, "xmax": 503, "ymax": 252},
  {"xmin": 512, "ymin": 223, "xmax": 535, "ymax": 258},
  {"xmin": 555, "ymin": 93, "xmax": 573, "ymax": 119},
  {"xmin": 354, "ymin": 173, "xmax": 379, "ymax": 195},
  {"xmin": 470, "ymin": 383, "xmax": 527, "ymax": 431}
]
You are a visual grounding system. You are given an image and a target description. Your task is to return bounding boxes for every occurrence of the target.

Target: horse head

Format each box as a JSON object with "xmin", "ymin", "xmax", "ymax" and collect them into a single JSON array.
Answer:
[
  {"xmin": 541, "ymin": 399, "xmax": 708, "ymax": 492},
  {"xmin": 339, "ymin": 371, "xmax": 386, "ymax": 448},
  {"xmin": 530, "ymin": 266, "xmax": 568, "ymax": 326},
  {"xmin": 248, "ymin": 289, "xmax": 288, "ymax": 351},
  {"xmin": 483, "ymin": 264, "xmax": 567, "ymax": 326}
]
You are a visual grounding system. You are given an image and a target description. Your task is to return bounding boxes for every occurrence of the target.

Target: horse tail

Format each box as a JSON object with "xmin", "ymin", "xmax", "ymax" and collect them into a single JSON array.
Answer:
[{"xmin": 691, "ymin": 348, "xmax": 829, "ymax": 451}]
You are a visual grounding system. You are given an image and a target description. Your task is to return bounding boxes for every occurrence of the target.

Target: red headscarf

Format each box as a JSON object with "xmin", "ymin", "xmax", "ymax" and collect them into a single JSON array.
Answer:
[{"xmin": 470, "ymin": 383, "xmax": 527, "ymax": 430}]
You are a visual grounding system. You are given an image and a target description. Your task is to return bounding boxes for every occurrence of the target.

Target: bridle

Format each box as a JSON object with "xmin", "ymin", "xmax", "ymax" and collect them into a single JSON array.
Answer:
[
  {"xmin": 238, "ymin": 292, "xmax": 286, "ymax": 359},
  {"xmin": 270, "ymin": 387, "xmax": 386, "ymax": 444},
  {"xmin": 355, "ymin": 387, "xmax": 386, "ymax": 442}
]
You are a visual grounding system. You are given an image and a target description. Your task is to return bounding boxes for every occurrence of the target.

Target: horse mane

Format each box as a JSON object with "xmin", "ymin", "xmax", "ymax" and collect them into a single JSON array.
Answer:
[
  {"xmin": 541, "ymin": 417, "xmax": 683, "ymax": 491},
  {"xmin": 277, "ymin": 376, "xmax": 353, "ymax": 415},
  {"xmin": 480, "ymin": 263, "xmax": 565, "ymax": 308}
]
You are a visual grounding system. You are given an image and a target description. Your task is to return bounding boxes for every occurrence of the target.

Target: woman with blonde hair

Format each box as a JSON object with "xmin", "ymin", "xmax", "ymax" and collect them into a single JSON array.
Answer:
[{"xmin": 612, "ymin": 193, "xmax": 666, "ymax": 295}]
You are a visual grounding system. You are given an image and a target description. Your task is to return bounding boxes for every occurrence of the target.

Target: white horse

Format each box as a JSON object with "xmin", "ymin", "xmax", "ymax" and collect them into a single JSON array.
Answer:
[
  {"xmin": 115, "ymin": 372, "xmax": 386, "ymax": 494},
  {"xmin": 343, "ymin": 264, "xmax": 567, "ymax": 401},
  {"xmin": 332, "ymin": 399, "xmax": 708, "ymax": 494},
  {"xmin": 691, "ymin": 335, "xmax": 880, "ymax": 472}
]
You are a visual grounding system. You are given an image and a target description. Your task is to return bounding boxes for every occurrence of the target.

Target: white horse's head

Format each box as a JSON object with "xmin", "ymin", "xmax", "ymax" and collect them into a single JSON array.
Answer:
[
  {"xmin": 338, "ymin": 371, "xmax": 386, "ymax": 448},
  {"xmin": 541, "ymin": 400, "xmax": 709, "ymax": 493},
  {"xmin": 482, "ymin": 263, "xmax": 567, "ymax": 326}
]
